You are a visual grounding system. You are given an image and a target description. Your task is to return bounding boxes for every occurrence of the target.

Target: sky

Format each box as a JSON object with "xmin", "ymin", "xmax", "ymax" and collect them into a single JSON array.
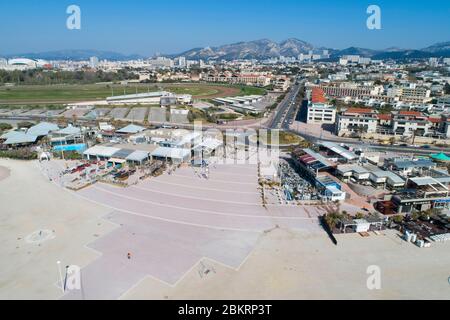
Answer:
[{"xmin": 1, "ymin": 0, "xmax": 449, "ymax": 56}]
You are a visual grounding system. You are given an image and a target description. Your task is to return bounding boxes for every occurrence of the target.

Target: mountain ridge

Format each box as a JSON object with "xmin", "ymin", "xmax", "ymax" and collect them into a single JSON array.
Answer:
[
  {"xmin": 2, "ymin": 49, "xmax": 144, "ymax": 61},
  {"xmin": 173, "ymin": 38, "xmax": 450, "ymax": 60},
  {"xmin": 3, "ymin": 39, "xmax": 450, "ymax": 61}
]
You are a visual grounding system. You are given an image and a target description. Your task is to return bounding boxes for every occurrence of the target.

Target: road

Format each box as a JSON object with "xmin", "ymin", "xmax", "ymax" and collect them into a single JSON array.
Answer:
[
  {"xmin": 268, "ymin": 79, "xmax": 304, "ymax": 130},
  {"xmin": 264, "ymin": 80, "xmax": 450, "ymax": 155},
  {"xmin": 288, "ymin": 122, "xmax": 450, "ymax": 155}
]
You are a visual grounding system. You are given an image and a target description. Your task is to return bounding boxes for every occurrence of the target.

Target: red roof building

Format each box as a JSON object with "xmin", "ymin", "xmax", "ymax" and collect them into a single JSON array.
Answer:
[
  {"xmin": 344, "ymin": 108, "xmax": 377, "ymax": 115},
  {"xmin": 378, "ymin": 114, "xmax": 392, "ymax": 121},
  {"xmin": 311, "ymin": 88, "xmax": 327, "ymax": 104},
  {"xmin": 398, "ymin": 111, "xmax": 423, "ymax": 117}
]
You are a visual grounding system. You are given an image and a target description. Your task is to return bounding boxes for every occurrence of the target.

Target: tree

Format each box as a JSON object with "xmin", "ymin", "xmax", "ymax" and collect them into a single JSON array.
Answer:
[
  {"xmin": 355, "ymin": 212, "xmax": 365, "ymax": 219},
  {"xmin": 0, "ymin": 123, "xmax": 13, "ymax": 132},
  {"xmin": 444, "ymin": 83, "xmax": 450, "ymax": 95},
  {"xmin": 389, "ymin": 137, "xmax": 396, "ymax": 145},
  {"xmin": 17, "ymin": 121, "xmax": 34, "ymax": 129}
]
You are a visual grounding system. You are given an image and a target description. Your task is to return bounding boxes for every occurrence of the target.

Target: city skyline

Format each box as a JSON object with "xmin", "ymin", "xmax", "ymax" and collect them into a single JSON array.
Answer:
[{"xmin": 1, "ymin": 0, "xmax": 449, "ymax": 56}]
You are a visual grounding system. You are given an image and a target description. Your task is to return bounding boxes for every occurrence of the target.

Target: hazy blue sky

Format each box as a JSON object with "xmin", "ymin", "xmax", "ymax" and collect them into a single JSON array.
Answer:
[{"xmin": 1, "ymin": 0, "xmax": 449, "ymax": 56}]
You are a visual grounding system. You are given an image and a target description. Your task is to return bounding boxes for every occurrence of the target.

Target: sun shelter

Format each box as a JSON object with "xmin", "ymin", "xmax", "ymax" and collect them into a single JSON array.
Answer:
[
  {"xmin": 83, "ymin": 146, "xmax": 121, "ymax": 160},
  {"xmin": 126, "ymin": 150, "xmax": 150, "ymax": 165},
  {"xmin": 151, "ymin": 147, "xmax": 191, "ymax": 163},
  {"xmin": 116, "ymin": 124, "xmax": 146, "ymax": 135},
  {"xmin": 1, "ymin": 130, "xmax": 21, "ymax": 140},
  {"xmin": 108, "ymin": 158, "xmax": 127, "ymax": 168},
  {"xmin": 27, "ymin": 122, "xmax": 59, "ymax": 137},
  {"xmin": 431, "ymin": 153, "xmax": 450, "ymax": 163},
  {"xmin": 3, "ymin": 131, "xmax": 38, "ymax": 146}
]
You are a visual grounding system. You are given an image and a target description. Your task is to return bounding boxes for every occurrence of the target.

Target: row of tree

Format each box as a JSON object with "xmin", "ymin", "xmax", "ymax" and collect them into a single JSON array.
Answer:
[{"xmin": 0, "ymin": 69, "xmax": 138, "ymax": 85}]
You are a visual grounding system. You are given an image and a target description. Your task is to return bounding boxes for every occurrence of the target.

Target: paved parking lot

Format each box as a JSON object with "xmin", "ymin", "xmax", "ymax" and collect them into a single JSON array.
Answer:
[
  {"xmin": 108, "ymin": 107, "xmax": 129, "ymax": 120},
  {"xmin": 126, "ymin": 107, "xmax": 148, "ymax": 122}
]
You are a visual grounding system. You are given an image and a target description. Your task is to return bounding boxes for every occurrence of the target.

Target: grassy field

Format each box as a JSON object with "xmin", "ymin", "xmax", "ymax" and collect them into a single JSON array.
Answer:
[
  {"xmin": 256, "ymin": 131, "xmax": 303, "ymax": 145},
  {"xmin": 0, "ymin": 83, "xmax": 264, "ymax": 105}
]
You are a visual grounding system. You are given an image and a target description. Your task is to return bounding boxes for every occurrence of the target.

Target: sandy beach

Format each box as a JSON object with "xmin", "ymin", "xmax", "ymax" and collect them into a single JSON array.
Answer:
[
  {"xmin": 0, "ymin": 158, "xmax": 449, "ymax": 300},
  {"xmin": 0, "ymin": 165, "xmax": 10, "ymax": 182}
]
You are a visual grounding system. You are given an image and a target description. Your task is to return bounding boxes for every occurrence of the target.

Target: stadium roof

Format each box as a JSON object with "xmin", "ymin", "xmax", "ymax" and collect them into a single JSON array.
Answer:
[{"xmin": 106, "ymin": 91, "xmax": 170, "ymax": 101}]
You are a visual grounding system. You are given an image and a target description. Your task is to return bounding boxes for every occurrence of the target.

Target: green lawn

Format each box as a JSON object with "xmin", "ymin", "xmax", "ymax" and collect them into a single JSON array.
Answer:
[
  {"xmin": 233, "ymin": 85, "xmax": 267, "ymax": 96},
  {"xmin": 0, "ymin": 83, "xmax": 232, "ymax": 103},
  {"xmin": 0, "ymin": 83, "xmax": 266, "ymax": 106}
]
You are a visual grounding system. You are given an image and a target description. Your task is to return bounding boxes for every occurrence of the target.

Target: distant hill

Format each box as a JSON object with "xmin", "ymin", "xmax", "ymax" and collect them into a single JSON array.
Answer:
[
  {"xmin": 3, "ymin": 39, "xmax": 450, "ymax": 62},
  {"xmin": 3, "ymin": 50, "xmax": 145, "ymax": 61},
  {"xmin": 173, "ymin": 39, "xmax": 450, "ymax": 61},
  {"xmin": 330, "ymin": 47, "xmax": 380, "ymax": 58},
  {"xmin": 173, "ymin": 38, "xmax": 317, "ymax": 60}
]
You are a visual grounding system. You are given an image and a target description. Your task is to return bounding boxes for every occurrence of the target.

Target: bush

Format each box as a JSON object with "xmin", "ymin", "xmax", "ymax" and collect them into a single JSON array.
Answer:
[
  {"xmin": 0, "ymin": 148, "xmax": 38, "ymax": 160},
  {"xmin": 355, "ymin": 212, "xmax": 365, "ymax": 219},
  {"xmin": 52, "ymin": 151, "xmax": 82, "ymax": 160},
  {"xmin": 0, "ymin": 123, "xmax": 13, "ymax": 132},
  {"xmin": 17, "ymin": 121, "xmax": 34, "ymax": 129}
]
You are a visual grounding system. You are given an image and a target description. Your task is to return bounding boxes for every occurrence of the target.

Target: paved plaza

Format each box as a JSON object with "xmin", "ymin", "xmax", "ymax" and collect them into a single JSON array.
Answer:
[
  {"xmin": 36, "ymin": 160, "xmax": 323, "ymax": 299},
  {"xmin": 2, "ymin": 159, "xmax": 449, "ymax": 300}
]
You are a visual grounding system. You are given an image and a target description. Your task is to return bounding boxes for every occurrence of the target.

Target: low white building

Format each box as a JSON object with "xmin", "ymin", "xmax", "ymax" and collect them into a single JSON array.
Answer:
[
  {"xmin": 335, "ymin": 108, "xmax": 378, "ymax": 136},
  {"xmin": 307, "ymin": 103, "xmax": 336, "ymax": 124},
  {"xmin": 106, "ymin": 91, "xmax": 192, "ymax": 106},
  {"xmin": 324, "ymin": 186, "xmax": 346, "ymax": 202}
]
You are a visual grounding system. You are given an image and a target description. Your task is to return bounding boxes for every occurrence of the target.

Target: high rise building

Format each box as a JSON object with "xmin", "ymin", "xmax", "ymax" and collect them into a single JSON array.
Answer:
[
  {"xmin": 89, "ymin": 56, "xmax": 99, "ymax": 68},
  {"xmin": 178, "ymin": 56, "xmax": 186, "ymax": 68}
]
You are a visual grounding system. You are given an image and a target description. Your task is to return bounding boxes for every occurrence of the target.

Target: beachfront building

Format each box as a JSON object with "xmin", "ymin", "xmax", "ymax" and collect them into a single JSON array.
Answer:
[
  {"xmin": 369, "ymin": 170, "xmax": 405, "ymax": 190},
  {"xmin": 385, "ymin": 177, "xmax": 450, "ymax": 214},
  {"xmin": 304, "ymin": 88, "xmax": 336, "ymax": 125},
  {"xmin": 291, "ymin": 148, "xmax": 346, "ymax": 202},
  {"xmin": 335, "ymin": 108, "xmax": 379, "ymax": 137},
  {"xmin": 391, "ymin": 111, "xmax": 432, "ymax": 137}
]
